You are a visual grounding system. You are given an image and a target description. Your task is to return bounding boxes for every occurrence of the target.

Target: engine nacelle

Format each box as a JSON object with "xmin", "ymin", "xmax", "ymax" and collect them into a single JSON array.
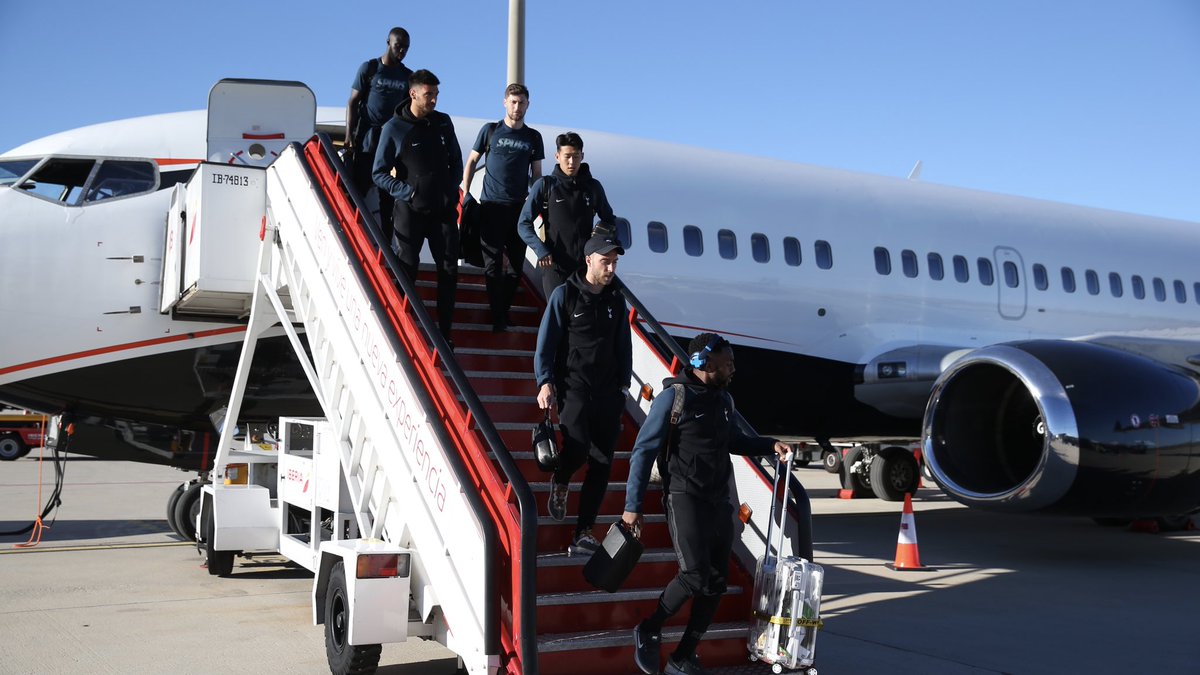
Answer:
[{"xmin": 922, "ymin": 340, "xmax": 1200, "ymax": 517}]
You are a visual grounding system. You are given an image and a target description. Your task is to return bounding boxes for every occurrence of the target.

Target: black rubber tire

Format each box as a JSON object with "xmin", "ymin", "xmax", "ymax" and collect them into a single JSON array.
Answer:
[
  {"xmin": 842, "ymin": 447, "xmax": 872, "ymax": 494},
  {"xmin": 165, "ymin": 482, "xmax": 187, "ymax": 538},
  {"xmin": 203, "ymin": 496, "xmax": 235, "ymax": 577},
  {"xmin": 174, "ymin": 482, "xmax": 203, "ymax": 542},
  {"xmin": 0, "ymin": 433, "xmax": 27, "ymax": 461},
  {"xmin": 869, "ymin": 447, "xmax": 920, "ymax": 502},
  {"xmin": 325, "ymin": 561, "xmax": 383, "ymax": 675},
  {"xmin": 822, "ymin": 449, "xmax": 842, "ymax": 474}
]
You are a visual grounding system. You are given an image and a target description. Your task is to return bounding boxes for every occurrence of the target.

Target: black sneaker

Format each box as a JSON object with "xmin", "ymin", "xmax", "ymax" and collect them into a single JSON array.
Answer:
[
  {"xmin": 632, "ymin": 622, "xmax": 661, "ymax": 675},
  {"xmin": 663, "ymin": 653, "xmax": 710, "ymax": 675},
  {"xmin": 547, "ymin": 482, "xmax": 568, "ymax": 522},
  {"xmin": 568, "ymin": 530, "xmax": 600, "ymax": 557}
]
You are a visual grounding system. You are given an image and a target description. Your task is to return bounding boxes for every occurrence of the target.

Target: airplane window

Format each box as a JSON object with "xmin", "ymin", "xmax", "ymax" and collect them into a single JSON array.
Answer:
[
  {"xmin": 84, "ymin": 160, "xmax": 157, "ymax": 202},
  {"xmin": 751, "ymin": 233, "xmax": 769, "ymax": 263},
  {"xmin": 1061, "ymin": 267, "xmax": 1076, "ymax": 293},
  {"xmin": 977, "ymin": 258, "xmax": 994, "ymax": 286},
  {"xmin": 1131, "ymin": 275, "xmax": 1145, "ymax": 299},
  {"xmin": 953, "ymin": 255, "xmax": 969, "ymax": 283},
  {"xmin": 901, "ymin": 249, "xmax": 918, "ymax": 278},
  {"xmin": 647, "ymin": 221, "xmax": 668, "ymax": 253},
  {"xmin": 1109, "ymin": 273, "xmax": 1123, "ymax": 298},
  {"xmin": 1033, "ymin": 264, "xmax": 1048, "ymax": 290},
  {"xmin": 1194, "ymin": 283, "xmax": 1200, "ymax": 305},
  {"xmin": 1085, "ymin": 270, "xmax": 1099, "ymax": 296},
  {"xmin": 874, "ymin": 247, "xmax": 892, "ymax": 275},
  {"xmin": 17, "ymin": 157, "xmax": 96, "ymax": 205},
  {"xmin": 0, "ymin": 158, "xmax": 40, "ymax": 186},
  {"xmin": 927, "ymin": 253, "xmax": 944, "ymax": 280},
  {"xmin": 815, "ymin": 240, "xmax": 833, "ymax": 269},
  {"xmin": 1153, "ymin": 277, "xmax": 1166, "ymax": 302},
  {"xmin": 1174, "ymin": 280, "xmax": 1186, "ymax": 303},
  {"xmin": 1003, "ymin": 261, "xmax": 1019, "ymax": 288},
  {"xmin": 614, "ymin": 217, "xmax": 632, "ymax": 250},
  {"xmin": 718, "ymin": 229, "xmax": 737, "ymax": 260},
  {"xmin": 684, "ymin": 225, "xmax": 704, "ymax": 257},
  {"xmin": 783, "ymin": 237, "xmax": 801, "ymax": 266}
]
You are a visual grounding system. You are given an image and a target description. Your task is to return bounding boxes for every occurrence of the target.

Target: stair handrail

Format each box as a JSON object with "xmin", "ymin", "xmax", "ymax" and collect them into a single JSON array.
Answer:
[{"xmin": 299, "ymin": 135, "xmax": 540, "ymax": 674}]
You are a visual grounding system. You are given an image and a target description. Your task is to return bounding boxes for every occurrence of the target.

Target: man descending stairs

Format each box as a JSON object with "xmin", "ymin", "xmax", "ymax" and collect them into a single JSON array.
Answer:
[{"xmin": 418, "ymin": 265, "xmax": 761, "ymax": 675}]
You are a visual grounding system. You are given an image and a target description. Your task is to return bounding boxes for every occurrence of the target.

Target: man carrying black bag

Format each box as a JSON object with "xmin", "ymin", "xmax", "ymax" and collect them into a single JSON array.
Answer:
[
  {"xmin": 623, "ymin": 333, "xmax": 792, "ymax": 675},
  {"xmin": 535, "ymin": 233, "xmax": 632, "ymax": 556}
]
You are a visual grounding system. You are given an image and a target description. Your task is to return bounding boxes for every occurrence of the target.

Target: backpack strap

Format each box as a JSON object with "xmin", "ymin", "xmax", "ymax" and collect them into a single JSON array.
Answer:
[
  {"xmin": 481, "ymin": 120, "xmax": 502, "ymax": 155},
  {"xmin": 669, "ymin": 382, "xmax": 686, "ymax": 427},
  {"xmin": 354, "ymin": 58, "xmax": 382, "ymax": 142}
]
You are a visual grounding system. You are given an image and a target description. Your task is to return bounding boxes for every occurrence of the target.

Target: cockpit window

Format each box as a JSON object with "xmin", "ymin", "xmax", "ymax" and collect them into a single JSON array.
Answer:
[
  {"xmin": 18, "ymin": 158, "xmax": 96, "ymax": 204},
  {"xmin": 0, "ymin": 158, "xmax": 40, "ymax": 186},
  {"xmin": 13, "ymin": 157, "xmax": 158, "ymax": 205},
  {"xmin": 85, "ymin": 160, "xmax": 157, "ymax": 202}
]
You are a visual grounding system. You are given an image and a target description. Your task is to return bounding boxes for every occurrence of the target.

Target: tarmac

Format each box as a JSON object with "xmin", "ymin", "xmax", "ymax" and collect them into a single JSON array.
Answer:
[{"xmin": 1, "ymin": 452, "xmax": 1198, "ymax": 675}]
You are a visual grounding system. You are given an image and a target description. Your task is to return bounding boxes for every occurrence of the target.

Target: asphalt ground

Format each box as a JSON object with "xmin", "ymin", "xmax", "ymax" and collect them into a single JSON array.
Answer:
[{"xmin": 1, "ymin": 453, "xmax": 1197, "ymax": 674}]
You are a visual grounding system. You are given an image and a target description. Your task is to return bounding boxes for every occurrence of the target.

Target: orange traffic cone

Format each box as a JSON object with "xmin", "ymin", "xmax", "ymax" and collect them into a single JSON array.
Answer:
[{"xmin": 886, "ymin": 493, "xmax": 935, "ymax": 571}]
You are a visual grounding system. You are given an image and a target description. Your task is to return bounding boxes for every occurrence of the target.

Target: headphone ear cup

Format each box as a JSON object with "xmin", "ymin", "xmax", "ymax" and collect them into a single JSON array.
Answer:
[{"xmin": 689, "ymin": 352, "xmax": 705, "ymax": 369}]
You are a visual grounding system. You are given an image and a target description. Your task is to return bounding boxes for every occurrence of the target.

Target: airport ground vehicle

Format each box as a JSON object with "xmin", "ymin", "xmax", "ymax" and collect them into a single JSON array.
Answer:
[{"xmin": 0, "ymin": 410, "xmax": 47, "ymax": 460}]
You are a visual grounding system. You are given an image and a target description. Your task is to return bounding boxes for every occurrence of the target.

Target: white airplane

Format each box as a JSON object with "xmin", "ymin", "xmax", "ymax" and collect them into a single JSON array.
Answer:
[{"xmin": 3, "ymin": 82, "xmax": 1199, "ymax": 530}]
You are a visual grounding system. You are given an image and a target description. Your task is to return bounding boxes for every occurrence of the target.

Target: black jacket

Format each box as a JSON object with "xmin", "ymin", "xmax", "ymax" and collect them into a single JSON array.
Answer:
[
  {"xmin": 517, "ymin": 163, "xmax": 614, "ymax": 270},
  {"xmin": 372, "ymin": 103, "xmax": 463, "ymax": 218},
  {"xmin": 533, "ymin": 271, "xmax": 632, "ymax": 393}
]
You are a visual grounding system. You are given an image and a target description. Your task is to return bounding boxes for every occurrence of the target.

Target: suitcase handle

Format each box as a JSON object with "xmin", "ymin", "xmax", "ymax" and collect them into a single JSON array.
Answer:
[{"xmin": 763, "ymin": 452, "xmax": 794, "ymax": 563}]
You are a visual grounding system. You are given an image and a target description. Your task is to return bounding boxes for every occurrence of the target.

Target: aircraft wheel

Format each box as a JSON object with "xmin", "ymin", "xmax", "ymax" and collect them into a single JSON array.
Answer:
[
  {"xmin": 822, "ymin": 449, "xmax": 842, "ymax": 474},
  {"xmin": 173, "ymin": 482, "xmax": 203, "ymax": 542},
  {"xmin": 203, "ymin": 494, "xmax": 235, "ymax": 576},
  {"xmin": 869, "ymin": 447, "xmax": 919, "ymax": 502},
  {"xmin": 325, "ymin": 561, "xmax": 382, "ymax": 675},
  {"xmin": 842, "ymin": 447, "xmax": 872, "ymax": 494},
  {"xmin": 165, "ymin": 482, "xmax": 187, "ymax": 537},
  {"xmin": 0, "ymin": 433, "xmax": 27, "ymax": 461}
]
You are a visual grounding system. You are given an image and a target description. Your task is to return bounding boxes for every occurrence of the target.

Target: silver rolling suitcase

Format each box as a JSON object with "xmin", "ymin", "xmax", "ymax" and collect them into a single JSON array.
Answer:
[{"xmin": 748, "ymin": 454, "xmax": 823, "ymax": 674}]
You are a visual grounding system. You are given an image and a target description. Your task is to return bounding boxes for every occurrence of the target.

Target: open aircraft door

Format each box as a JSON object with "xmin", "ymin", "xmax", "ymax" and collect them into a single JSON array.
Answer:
[{"xmin": 994, "ymin": 246, "xmax": 1027, "ymax": 320}]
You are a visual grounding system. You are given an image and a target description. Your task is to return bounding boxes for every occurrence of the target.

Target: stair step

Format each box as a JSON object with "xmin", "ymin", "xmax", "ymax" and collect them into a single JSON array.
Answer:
[
  {"xmin": 536, "ymin": 585, "xmax": 745, "ymax": 632},
  {"xmin": 536, "ymin": 623, "xmax": 756, "ymax": 675},
  {"xmin": 535, "ymin": 548, "xmax": 679, "ymax": 594},
  {"xmin": 526, "ymin": 481, "xmax": 661, "ymax": 518}
]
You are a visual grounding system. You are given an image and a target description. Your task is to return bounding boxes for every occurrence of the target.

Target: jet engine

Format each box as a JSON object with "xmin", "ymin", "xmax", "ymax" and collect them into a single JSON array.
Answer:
[{"xmin": 922, "ymin": 340, "xmax": 1200, "ymax": 517}]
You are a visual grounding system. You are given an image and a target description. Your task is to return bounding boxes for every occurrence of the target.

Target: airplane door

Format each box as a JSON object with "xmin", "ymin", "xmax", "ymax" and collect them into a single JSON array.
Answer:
[{"xmin": 994, "ymin": 246, "xmax": 1027, "ymax": 320}]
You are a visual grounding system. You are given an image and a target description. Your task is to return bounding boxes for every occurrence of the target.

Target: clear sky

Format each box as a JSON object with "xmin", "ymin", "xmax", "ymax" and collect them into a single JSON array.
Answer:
[{"xmin": 2, "ymin": 1, "xmax": 1197, "ymax": 221}]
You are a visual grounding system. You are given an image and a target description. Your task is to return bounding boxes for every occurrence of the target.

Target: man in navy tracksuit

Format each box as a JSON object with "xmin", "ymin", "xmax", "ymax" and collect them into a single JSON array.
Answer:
[
  {"xmin": 517, "ymin": 132, "xmax": 615, "ymax": 300},
  {"xmin": 373, "ymin": 69, "xmax": 463, "ymax": 342},
  {"xmin": 624, "ymin": 334, "xmax": 792, "ymax": 675},
  {"xmin": 534, "ymin": 233, "xmax": 632, "ymax": 555}
]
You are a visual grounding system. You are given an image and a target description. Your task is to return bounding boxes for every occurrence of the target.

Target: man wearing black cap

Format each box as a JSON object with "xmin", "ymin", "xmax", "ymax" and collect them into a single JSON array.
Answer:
[{"xmin": 533, "ymin": 233, "xmax": 633, "ymax": 555}]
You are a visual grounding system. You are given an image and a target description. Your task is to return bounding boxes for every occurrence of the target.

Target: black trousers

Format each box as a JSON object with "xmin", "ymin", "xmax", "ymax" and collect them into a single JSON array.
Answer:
[
  {"xmin": 658, "ymin": 494, "xmax": 735, "ymax": 639},
  {"xmin": 351, "ymin": 146, "xmax": 394, "ymax": 246},
  {"xmin": 540, "ymin": 263, "xmax": 579, "ymax": 300},
  {"xmin": 392, "ymin": 200, "xmax": 459, "ymax": 338},
  {"xmin": 552, "ymin": 387, "xmax": 624, "ymax": 534},
  {"xmin": 480, "ymin": 201, "xmax": 526, "ymax": 325}
]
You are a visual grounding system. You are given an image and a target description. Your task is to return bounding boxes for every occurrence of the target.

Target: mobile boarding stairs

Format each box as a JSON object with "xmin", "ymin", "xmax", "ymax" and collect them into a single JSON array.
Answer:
[{"xmin": 162, "ymin": 79, "xmax": 813, "ymax": 675}]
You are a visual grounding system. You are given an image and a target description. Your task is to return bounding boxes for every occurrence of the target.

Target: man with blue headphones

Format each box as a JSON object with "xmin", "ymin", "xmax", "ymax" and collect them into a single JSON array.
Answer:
[{"xmin": 623, "ymin": 333, "xmax": 792, "ymax": 675}]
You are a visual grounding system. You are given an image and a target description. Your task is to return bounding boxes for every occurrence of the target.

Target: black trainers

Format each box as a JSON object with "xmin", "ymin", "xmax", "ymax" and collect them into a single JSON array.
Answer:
[
  {"xmin": 663, "ymin": 653, "xmax": 710, "ymax": 675},
  {"xmin": 568, "ymin": 530, "xmax": 600, "ymax": 557},
  {"xmin": 547, "ymin": 482, "xmax": 568, "ymax": 521},
  {"xmin": 632, "ymin": 622, "xmax": 661, "ymax": 675}
]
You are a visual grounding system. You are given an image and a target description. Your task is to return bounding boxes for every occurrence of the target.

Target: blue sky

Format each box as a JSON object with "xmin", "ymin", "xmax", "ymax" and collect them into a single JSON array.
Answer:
[{"xmin": 2, "ymin": 1, "xmax": 1197, "ymax": 221}]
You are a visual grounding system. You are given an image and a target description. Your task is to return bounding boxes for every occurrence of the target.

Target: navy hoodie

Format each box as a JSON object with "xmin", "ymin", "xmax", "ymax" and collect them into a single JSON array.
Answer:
[{"xmin": 372, "ymin": 102, "xmax": 463, "ymax": 217}]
